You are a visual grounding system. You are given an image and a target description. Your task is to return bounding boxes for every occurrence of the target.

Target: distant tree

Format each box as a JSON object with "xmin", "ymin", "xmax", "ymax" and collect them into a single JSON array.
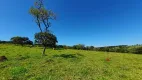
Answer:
[
  {"xmin": 73, "ymin": 44, "xmax": 85, "ymax": 50},
  {"xmin": 89, "ymin": 46, "xmax": 95, "ymax": 50},
  {"xmin": 11, "ymin": 36, "xmax": 23, "ymax": 46},
  {"xmin": 73, "ymin": 45, "xmax": 77, "ymax": 49},
  {"xmin": 29, "ymin": 0, "xmax": 56, "ymax": 56},
  {"xmin": 35, "ymin": 32, "xmax": 58, "ymax": 56},
  {"xmin": 56, "ymin": 45, "xmax": 64, "ymax": 49},
  {"xmin": 63, "ymin": 45, "xmax": 68, "ymax": 49},
  {"xmin": 85, "ymin": 46, "xmax": 90, "ymax": 50},
  {"xmin": 25, "ymin": 40, "xmax": 33, "ymax": 45},
  {"xmin": 10, "ymin": 36, "xmax": 33, "ymax": 46}
]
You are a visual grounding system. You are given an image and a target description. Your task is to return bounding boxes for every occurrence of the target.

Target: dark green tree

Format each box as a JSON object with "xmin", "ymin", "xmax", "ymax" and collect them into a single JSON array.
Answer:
[
  {"xmin": 35, "ymin": 32, "xmax": 58, "ymax": 56},
  {"xmin": 10, "ymin": 36, "xmax": 33, "ymax": 46},
  {"xmin": 89, "ymin": 46, "xmax": 95, "ymax": 50},
  {"xmin": 73, "ymin": 44, "xmax": 85, "ymax": 50},
  {"xmin": 29, "ymin": 0, "xmax": 57, "ymax": 56}
]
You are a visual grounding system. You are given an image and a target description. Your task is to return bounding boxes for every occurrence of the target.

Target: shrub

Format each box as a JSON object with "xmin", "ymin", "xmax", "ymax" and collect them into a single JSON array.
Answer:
[{"xmin": 133, "ymin": 47, "xmax": 142, "ymax": 54}]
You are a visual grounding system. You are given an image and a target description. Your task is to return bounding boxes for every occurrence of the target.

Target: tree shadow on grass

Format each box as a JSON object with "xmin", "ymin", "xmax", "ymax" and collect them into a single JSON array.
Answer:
[{"xmin": 53, "ymin": 53, "xmax": 84, "ymax": 59}]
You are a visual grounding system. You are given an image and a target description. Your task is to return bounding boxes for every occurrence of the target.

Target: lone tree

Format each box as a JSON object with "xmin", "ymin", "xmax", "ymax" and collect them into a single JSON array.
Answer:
[
  {"xmin": 35, "ymin": 32, "xmax": 58, "ymax": 55},
  {"xmin": 29, "ymin": 0, "xmax": 57, "ymax": 56},
  {"xmin": 11, "ymin": 36, "xmax": 33, "ymax": 46}
]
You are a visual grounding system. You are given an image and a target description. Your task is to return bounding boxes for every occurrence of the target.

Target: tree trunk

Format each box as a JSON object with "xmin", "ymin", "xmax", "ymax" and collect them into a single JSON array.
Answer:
[{"xmin": 42, "ymin": 46, "xmax": 46, "ymax": 56}]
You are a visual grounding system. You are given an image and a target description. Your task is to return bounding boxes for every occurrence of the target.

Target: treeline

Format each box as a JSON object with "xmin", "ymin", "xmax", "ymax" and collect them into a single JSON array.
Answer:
[
  {"xmin": 56, "ymin": 44, "xmax": 142, "ymax": 54},
  {"xmin": 95, "ymin": 45, "xmax": 142, "ymax": 54},
  {"xmin": 56, "ymin": 44, "xmax": 95, "ymax": 50},
  {"xmin": 1, "ymin": 37, "xmax": 142, "ymax": 54},
  {"xmin": 0, "ymin": 40, "xmax": 12, "ymax": 44}
]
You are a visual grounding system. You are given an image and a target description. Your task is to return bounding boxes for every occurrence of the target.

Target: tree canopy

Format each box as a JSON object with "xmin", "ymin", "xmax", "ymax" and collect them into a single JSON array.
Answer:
[
  {"xmin": 35, "ymin": 32, "xmax": 58, "ymax": 48},
  {"xmin": 10, "ymin": 36, "xmax": 33, "ymax": 46}
]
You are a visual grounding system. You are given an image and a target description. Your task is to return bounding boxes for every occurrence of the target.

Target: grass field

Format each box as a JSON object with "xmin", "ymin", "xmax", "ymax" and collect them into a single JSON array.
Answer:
[{"xmin": 0, "ymin": 44, "xmax": 142, "ymax": 80}]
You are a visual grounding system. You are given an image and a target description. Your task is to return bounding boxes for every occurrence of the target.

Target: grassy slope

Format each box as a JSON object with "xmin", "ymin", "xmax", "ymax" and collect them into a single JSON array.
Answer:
[{"xmin": 0, "ymin": 44, "xmax": 142, "ymax": 80}]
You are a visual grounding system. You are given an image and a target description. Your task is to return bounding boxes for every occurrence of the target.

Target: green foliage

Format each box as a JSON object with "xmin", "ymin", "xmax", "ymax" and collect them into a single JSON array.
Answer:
[
  {"xmin": 0, "ymin": 40, "xmax": 12, "ymax": 44},
  {"xmin": 10, "ymin": 36, "xmax": 33, "ymax": 46},
  {"xmin": 29, "ymin": 0, "xmax": 56, "ymax": 32},
  {"xmin": 86, "ymin": 46, "xmax": 95, "ymax": 50},
  {"xmin": 96, "ymin": 45, "xmax": 142, "ymax": 54},
  {"xmin": 30, "ymin": 0, "xmax": 56, "ymax": 20},
  {"xmin": 133, "ymin": 46, "xmax": 142, "ymax": 54},
  {"xmin": 73, "ymin": 44, "xmax": 85, "ymax": 50},
  {"xmin": 35, "ymin": 32, "xmax": 58, "ymax": 47}
]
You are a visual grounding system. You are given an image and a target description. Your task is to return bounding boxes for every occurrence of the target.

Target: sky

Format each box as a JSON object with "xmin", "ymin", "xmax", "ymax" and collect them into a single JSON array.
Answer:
[{"xmin": 0, "ymin": 0, "xmax": 142, "ymax": 47}]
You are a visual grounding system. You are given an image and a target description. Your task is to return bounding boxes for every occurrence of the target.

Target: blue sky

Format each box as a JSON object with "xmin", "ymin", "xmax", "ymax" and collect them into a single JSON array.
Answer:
[{"xmin": 0, "ymin": 0, "xmax": 142, "ymax": 47}]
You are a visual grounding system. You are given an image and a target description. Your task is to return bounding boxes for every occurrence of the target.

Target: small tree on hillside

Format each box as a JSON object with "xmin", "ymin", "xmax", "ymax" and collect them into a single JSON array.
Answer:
[
  {"xmin": 11, "ymin": 36, "xmax": 33, "ymax": 46},
  {"xmin": 29, "ymin": 0, "xmax": 57, "ymax": 56},
  {"xmin": 35, "ymin": 32, "xmax": 58, "ymax": 56}
]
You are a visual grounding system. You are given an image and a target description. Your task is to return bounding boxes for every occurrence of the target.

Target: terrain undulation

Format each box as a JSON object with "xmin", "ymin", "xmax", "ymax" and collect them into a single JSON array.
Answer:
[{"xmin": 0, "ymin": 44, "xmax": 142, "ymax": 80}]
